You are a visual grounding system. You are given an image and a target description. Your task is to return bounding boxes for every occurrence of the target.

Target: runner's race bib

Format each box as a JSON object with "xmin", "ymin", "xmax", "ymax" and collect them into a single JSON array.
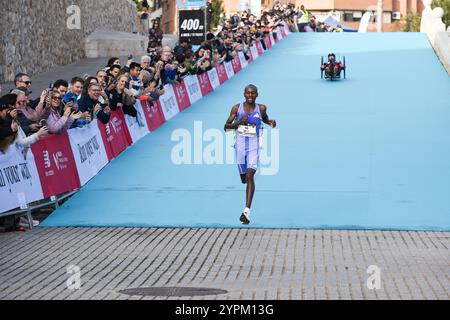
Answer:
[{"xmin": 237, "ymin": 124, "xmax": 257, "ymax": 137}]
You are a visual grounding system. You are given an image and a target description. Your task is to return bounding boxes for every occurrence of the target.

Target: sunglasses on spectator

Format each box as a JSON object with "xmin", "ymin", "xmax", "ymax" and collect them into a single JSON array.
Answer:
[
  {"xmin": 21, "ymin": 81, "xmax": 32, "ymax": 85},
  {"xmin": 52, "ymin": 96, "xmax": 62, "ymax": 101}
]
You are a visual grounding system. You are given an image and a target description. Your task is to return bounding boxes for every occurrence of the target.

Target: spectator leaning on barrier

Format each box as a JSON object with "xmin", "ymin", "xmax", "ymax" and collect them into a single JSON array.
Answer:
[
  {"xmin": 46, "ymin": 90, "xmax": 82, "ymax": 134},
  {"xmin": 107, "ymin": 75, "xmax": 138, "ymax": 118},
  {"xmin": 13, "ymin": 88, "xmax": 51, "ymax": 123},
  {"xmin": 10, "ymin": 89, "xmax": 37, "ymax": 136},
  {"xmin": 129, "ymin": 62, "xmax": 143, "ymax": 95},
  {"xmin": 77, "ymin": 83, "xmax": 111, "ymax": 125},
  {"xmin": 63, "ymin": 77, "xmax": 84, "ymax": 105},
  {"xmin": 0, "ymin": 95, "xmax": 18, "ymax": 151}
]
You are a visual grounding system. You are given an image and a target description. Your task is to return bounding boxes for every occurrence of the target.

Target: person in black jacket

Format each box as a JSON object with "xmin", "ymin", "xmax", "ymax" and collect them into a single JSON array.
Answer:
[
  {"xmin": 106, "ymin": 75, "xmax": 137, "ymax": 117},
  {"xmin": 77, "ymin": 83, "xmax": 111, "ymax": 124}
]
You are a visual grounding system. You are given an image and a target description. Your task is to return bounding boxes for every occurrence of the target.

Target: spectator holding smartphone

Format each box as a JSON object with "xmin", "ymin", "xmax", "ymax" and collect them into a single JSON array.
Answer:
[
  {"xmin": 77, "ymin": 84, "xmax": 111, "ymax": 125},
  {"xmin": 107, "ymin": 75, "xmax": 137, "ymax": 117},
  {"xmin": 46, "ymin": 90, "xmax": 82, "ymax": 134}
]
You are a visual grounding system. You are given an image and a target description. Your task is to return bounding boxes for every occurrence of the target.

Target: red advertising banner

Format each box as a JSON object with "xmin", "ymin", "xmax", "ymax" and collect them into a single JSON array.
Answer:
[
  {"xmin": 265, "ymin": 36, "xmax": 272, "ymax": 49},
  {"xmin": 141, "ymin": 100, "xmax": 166, "ymax": 131},
  {"xmin": 215, "ymin": 63, "xmax": 228, "ymax": 84},
  {"xmin": 280, "ymin": 26, "xmax": 286, "ymax": 38},
  {"xmin": 256, "ymin": 41, "xmax": 264, "ymax": 55},
  {"xmin": 172, "ymin": 81, "xmax": 191, "ymax": 111},
  {"xmin": 231, "ymin": 56, "xmax": 242, "ymax": 74},
  {"xmin": 197, "ymin": 72, "xmax": 213, "ymax": 96},
  {"xmin": 31, "ymin": 132, "xmax": 81, "ymax": 198},
  {"xmin": 98, "ymin": 109, "xmax": 133, "ymax": 161}
]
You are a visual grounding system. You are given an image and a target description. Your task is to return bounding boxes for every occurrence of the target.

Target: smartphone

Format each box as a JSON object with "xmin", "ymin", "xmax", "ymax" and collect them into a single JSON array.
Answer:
[{"xmin": 100, "ymin": 103, "xmax": 108, "ymax": 109}]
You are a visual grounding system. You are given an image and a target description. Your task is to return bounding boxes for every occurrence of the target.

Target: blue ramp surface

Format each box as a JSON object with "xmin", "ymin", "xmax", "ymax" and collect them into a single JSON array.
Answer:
[{"xmin": 42, "ymin": 33, "xmax": 450, "ymax": 231}]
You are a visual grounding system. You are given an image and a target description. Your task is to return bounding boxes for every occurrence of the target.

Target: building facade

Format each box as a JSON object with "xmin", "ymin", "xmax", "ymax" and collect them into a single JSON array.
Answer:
[{"xmin": 147, "ymin": 0, "xmax": 425, "ymax": 33}]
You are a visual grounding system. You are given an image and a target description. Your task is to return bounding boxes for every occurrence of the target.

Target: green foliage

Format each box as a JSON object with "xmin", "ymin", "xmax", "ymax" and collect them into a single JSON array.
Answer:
[
  {"xmin": 432, "ymin": 0, "xmax": 450, "ymax": 27},
  {"xmin": 210, "ymin": 0, "xmax": 225, "ymax": 31},
  {"xmin": 402, "ymin": 12, "xmax": 421, "ymax": 32}
]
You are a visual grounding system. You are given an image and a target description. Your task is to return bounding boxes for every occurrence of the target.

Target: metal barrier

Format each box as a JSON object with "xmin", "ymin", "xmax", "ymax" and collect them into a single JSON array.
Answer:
[{"xmin": 0, "ymin": 190, "xmax": 78, "ymax": 230}]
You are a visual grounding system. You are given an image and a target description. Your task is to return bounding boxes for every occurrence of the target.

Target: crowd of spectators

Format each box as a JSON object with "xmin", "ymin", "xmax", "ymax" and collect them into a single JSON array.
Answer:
[{"xmin": 0, "ymin": 3, "xmax": 301, "ymax": 156}]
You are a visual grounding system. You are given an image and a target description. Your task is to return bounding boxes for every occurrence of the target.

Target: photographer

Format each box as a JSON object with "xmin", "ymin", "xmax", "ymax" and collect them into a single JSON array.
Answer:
[{"xmin": 77, "ymin": 83, "xmax": 111, "ymax": 125}]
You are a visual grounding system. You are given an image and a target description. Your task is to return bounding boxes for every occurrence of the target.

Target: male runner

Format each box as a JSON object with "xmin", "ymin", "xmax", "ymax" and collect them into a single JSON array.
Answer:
[{"xmin": 224, "ymin": 85, "xmax": 277, "ymax": 225}]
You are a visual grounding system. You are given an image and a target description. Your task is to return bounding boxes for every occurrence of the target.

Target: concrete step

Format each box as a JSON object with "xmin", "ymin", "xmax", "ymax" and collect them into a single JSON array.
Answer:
[{"xmin": 85, "ymin": 29, "xmax": 148, "ymax": 58}]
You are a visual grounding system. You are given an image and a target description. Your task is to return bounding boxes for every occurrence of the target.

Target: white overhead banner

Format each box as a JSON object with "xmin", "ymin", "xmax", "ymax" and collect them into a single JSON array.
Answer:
[
  {"xmin": 0, "ymin": 145, "xmax": 43, "ymax": 213},
  {"xmin": 183, "ymin": 75, "xmax": 203, "ymax": 104},
  {"xmin": 67, "ymin": 122, "xmax": 109, "ymax": 186}
]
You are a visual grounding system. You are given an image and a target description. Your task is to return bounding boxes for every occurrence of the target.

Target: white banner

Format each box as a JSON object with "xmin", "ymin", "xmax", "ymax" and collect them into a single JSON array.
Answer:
[
  {"xmin": 207, "ymin": 68, "xmax": 220, "ymax": 90},
  {"xmin": 238, "ymin": 51, "xmax": 249, "ymax": 69},
  {"xmin": 224, "ymin": 61, "xmax": 235, "ymax": 79},
  {"xmin": 0, "ymin": 145, "xmax": 43, "ymax": 213},
  {"xmin": 125, "ymin": 101, "xmax": 150, "ymax": 143},
  {"xmin": 67, "ymin": 122, "xmax": 109, "ymax": 186},
  {"xmin": 250, "ymin": 45, "xmax": 259, "ymax": 60},
  {"xmin": 270, "ymin": 32, "xmax": 276, "ymax": 46},
  {"xmin": 159, "ymin": 84, "xmax": 180, "ymax": 121},
  {"xmin": 284, "ymin": 24, "xmax": 290, "ymax": 34},
  {"xmin": 183, "ymin": 75, "xmax": 203, "ymax": 104},
  {"xmin": 277, "ymin": 27, "xmax": 283, "ymax": 40}
]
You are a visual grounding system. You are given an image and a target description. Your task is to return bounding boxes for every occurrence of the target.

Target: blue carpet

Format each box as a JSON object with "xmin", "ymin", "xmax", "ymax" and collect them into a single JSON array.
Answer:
[{"xmin": 42, "ymin": 33, "xmax": 450, "ymax": 231}]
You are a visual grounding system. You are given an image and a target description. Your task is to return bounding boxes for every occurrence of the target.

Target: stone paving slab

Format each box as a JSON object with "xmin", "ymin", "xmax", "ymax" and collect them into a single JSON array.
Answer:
[{"xmin": 0, "ymin": 228, "xmax": 448, "ymax": 300}]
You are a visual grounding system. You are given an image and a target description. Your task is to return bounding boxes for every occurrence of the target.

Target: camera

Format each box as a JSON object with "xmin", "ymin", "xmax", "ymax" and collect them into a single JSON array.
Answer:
[
  {"xmin": 39, "ymin": 119, "xmax": 47, "ymax": 127},
  {"xmin": 128, "ymin": 54, "xmax": 133, "ymax": 60},
  {"xmin": 100, "ymin": 103, "xmax": 108, "ymax": 109}
]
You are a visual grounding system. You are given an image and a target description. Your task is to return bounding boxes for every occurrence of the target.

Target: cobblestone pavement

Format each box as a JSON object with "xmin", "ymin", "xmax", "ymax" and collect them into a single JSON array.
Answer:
[{"xmin": 0, "ymin": 228, "xmax": 448, "ymax": 300}]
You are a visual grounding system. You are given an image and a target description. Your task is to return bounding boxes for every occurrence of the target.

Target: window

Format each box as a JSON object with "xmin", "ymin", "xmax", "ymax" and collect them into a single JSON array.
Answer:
[
  {"xmin": 343, "ymin": 12, "xmax": 353, "ymax": 22},
  {"xmin": 353, "ymin": 11, "xmax": 362, "ymax": 22}
]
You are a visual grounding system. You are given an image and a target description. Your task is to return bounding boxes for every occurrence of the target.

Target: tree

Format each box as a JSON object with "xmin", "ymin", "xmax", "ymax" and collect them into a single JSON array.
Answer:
[
  {"xmin": 402, "ymin": 12, "xmax": 421, "ymax": 31},
  {"xmin": 210, "ymin": 0, "xmax": 225, "ymax": 31},
  {"xmin": 432, "ymin": 0, "xmax": 450, "ymax": 27}
]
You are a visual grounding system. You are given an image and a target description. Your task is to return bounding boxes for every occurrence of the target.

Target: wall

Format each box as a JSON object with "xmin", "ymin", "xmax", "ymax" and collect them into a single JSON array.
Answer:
[{"xmin": 0, "ymin": 0, "xmax": 138, "ymax": 83}]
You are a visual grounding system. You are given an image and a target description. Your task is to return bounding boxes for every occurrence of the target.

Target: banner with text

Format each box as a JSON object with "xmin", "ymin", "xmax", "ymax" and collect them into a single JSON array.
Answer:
[
  {"xmin": 98, "ymin": 109, "xmax": 133, "ymax": 161},
  {"xmin": 31, "ymin": 133, "xmax": 81, "ymax": 198},
  {"xmin": 159, "ymin": 85, "xmax": 181, "ymax": 121},
  {"xmin": 0, "ymin": 145, "xmax": 43, "ymax": 213},
  {"xmin": 67, "ymin": 122, "xmax": 109, "ymax": 186},
  {"xmin": 183, "ymin": 75, "xmax": 203, "ymax": 104}
]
